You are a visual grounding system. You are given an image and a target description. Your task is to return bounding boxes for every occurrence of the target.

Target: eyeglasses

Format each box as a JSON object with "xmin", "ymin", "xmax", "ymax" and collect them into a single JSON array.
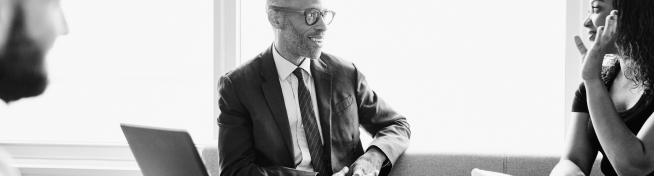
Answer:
[{"xmin": 269, "ymin": 6, "xmax": 336, "ymax": 26}]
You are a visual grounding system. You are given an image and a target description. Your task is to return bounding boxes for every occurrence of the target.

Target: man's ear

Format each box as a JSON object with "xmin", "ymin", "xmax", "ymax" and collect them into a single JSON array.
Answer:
[
  {"xmin": 268, "ymin": 10, "xmax": 284, "ymax": 29},
  {"xmin": 0, "ymin": 0, "xmax": 13, "ymax": 53}
]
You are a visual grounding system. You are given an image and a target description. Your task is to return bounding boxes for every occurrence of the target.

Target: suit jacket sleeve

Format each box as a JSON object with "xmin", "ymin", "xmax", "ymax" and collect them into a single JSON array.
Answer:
[
  {"xmin": 217, "ymin": 76, "xmax": 318, "ymax": 176},
  {"xmin": 353, "ymin": 64, "xmax": 411, "ymax": 166}
]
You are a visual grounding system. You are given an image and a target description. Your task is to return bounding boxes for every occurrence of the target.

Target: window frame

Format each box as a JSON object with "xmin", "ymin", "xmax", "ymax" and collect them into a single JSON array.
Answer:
[
  {"xmin": 215, "ymin": 0, "xmax": 241, "ymax": 140},
  {"xmin": 564, "ymin": 0, "xmax": 589, "ymax": 137}
]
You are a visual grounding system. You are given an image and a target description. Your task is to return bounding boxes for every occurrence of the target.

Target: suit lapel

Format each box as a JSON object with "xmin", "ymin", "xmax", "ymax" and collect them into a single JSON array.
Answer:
[
  {"xmin": 260, "ymin": 46, "xmax": 294, "ymax": 164},
  {"xmin": 310, "ymin": 57, "xmax": 333, "ymax": 167}
]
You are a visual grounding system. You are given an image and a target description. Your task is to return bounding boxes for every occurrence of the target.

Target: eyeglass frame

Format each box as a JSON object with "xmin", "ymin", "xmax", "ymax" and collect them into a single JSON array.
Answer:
[{"xmin": 268, "ymin": 6, "xmax": 336, "ymax": 26}]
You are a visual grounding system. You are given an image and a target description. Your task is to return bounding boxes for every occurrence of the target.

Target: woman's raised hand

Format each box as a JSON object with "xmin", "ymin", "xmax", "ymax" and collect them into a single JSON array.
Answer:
[
  {"xmin": 581, "ymin": 10, "xmax": 619, "ymax": 81},
  {"xmin": 595, "ymin": 10, "xmax": 619, "ymax": 52}
]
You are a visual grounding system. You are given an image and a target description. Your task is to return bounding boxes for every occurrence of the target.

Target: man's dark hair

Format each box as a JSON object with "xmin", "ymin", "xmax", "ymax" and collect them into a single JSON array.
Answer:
[{"xmin": 0, "ymin": 4, "xmax": 47, "ymax": 103}]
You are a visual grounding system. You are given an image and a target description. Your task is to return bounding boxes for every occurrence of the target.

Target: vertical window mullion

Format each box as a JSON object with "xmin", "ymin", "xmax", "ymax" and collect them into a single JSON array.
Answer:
[{"xmin": 215, "ymin": 0, "xmax": 241, "ymax": 140}]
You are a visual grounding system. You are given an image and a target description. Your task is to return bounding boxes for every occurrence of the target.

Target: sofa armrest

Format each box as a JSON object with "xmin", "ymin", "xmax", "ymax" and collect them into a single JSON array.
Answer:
[
  {"xmin": 506, "ymin": 154, "xmax": 603, "ymax": 176},
  {"xmin": 387, "ymin": 152, "xmax": 603, "ymax": 176},
  {"xmin": 201, "ymin": 141, "xmax": 219, "ymax": 176},
  {"xmin": 388, "ymin": 152, "xmax": 505, "ymax": 176}
]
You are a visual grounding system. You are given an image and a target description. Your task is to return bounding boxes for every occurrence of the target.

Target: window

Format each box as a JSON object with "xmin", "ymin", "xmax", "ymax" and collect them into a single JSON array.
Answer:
[
  {"xmin": 0, "ymin": 0, "xmax": 213, "ymax": 144},
  {"xmin": 232, "ymin": 0, "xmax": 569, "ymax": 155}
]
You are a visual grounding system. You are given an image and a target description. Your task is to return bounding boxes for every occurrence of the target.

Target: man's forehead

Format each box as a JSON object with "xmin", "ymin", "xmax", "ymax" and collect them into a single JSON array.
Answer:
[{"xmin": 284, "ymin": 0, "xmax": 329, "ymax": 10}]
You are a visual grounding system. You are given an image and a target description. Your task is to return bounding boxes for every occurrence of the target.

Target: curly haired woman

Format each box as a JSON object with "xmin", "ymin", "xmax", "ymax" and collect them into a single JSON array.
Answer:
[{"xmin": 551, "ymin": 0, "xmax": 654, "ymax": 176}]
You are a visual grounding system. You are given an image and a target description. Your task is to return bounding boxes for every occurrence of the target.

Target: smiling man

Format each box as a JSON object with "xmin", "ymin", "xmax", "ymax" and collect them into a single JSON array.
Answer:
[{"xmin": 217, "ymin": 0, "xmax": 410, "ymax": 176}]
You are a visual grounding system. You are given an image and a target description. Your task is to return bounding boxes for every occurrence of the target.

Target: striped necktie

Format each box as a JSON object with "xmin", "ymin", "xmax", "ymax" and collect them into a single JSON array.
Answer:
[{"xmin": 292, "ymin": 68, "xmax": 330, "ymax": 176}]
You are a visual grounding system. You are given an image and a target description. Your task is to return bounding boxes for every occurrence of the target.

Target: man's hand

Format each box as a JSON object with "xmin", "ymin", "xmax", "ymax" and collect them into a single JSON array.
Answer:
[
  {"xmin": 349, "ymin": 147, "xmax": 386, "ymax": 176},
  {"xmin": 332, "ymin": 167, "xmax": 349, "ymax": 176}
]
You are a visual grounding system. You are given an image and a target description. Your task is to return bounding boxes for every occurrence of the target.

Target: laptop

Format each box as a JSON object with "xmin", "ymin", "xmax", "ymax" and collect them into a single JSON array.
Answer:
[{"xmin": 120, "ymin": 123, "xmax": 209, "ymax": 176}]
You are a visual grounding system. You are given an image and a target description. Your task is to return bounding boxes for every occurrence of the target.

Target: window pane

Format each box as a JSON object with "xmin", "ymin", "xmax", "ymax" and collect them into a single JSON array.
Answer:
[
  {"xmin": 0, "ymin": 0, "xmax": 213, "ymax": 143},
  {"xmin": 242, "ymin": 0, "xmax": 565, "ymax": 154}
]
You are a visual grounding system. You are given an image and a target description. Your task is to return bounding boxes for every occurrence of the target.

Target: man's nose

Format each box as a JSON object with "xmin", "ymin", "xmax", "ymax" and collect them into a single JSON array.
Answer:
[{"xmin": 312, "ymin": 15, "xmax": 328, "ymax": 32}]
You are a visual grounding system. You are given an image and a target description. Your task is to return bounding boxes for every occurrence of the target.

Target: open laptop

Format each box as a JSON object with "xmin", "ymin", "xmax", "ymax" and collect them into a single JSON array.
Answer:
[{"xmin": 120, "ymin": 123, "xmax": 209, "ymax": 176}]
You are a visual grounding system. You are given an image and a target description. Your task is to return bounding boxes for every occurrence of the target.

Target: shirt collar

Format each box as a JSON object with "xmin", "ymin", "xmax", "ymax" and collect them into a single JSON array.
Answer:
[{"xmin": 272, "ymin": 44, "xmax": 312, "ymax": 81}]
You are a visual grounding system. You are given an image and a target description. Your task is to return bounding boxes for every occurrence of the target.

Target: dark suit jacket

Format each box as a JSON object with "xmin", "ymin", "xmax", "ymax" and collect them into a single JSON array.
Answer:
[{"xmin": 217, "ymin": 45, "xmax": 411, "ymax": 176}]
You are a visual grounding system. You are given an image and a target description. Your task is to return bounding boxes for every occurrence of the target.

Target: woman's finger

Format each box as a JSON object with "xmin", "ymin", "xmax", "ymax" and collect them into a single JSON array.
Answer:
[
  {"xmin": 603, "ymin": 16, "xmax": 613, "ymax": 37},
  {"xmin": 609, "ymin": 10, "xmax": 618, "ymax": 35},
  {"xmin": 574, "ymin": 35, "xmax": 588, "ymax": 55},
  {"xmin": 602, "ymin": 10, "xmax": 618, "ymax": 38},
  {"xmin": 596, "ymin": 26, "xmax": 605, "ymax": 43}
]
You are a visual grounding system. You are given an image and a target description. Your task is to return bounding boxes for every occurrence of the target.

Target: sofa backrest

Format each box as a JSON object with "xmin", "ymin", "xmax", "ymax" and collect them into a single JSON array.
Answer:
[{"xmin": 200, "ymin": 142, "xmax": 603, "ymax": 176}]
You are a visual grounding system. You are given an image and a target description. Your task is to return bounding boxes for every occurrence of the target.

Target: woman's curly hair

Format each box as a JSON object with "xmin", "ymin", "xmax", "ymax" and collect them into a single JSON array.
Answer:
[{"xmin": 612, "ymin": 0, "xmax": 654, "ymax": 94}]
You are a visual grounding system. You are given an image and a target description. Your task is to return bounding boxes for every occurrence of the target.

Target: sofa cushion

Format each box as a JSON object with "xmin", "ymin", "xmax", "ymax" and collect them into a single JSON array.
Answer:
[
  {"xmin": 388, "ymin": 152, "xmax": 504, "ymax": 176},
  {"xmin": 201, "ymin": 142, "xmax": 219, "ymax": 176}
]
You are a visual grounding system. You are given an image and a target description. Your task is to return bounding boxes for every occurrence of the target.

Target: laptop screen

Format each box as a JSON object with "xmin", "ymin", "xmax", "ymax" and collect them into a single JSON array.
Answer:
[{"xmin": 120, "ymin": 124, "xmax": 209, "ymax": 176}]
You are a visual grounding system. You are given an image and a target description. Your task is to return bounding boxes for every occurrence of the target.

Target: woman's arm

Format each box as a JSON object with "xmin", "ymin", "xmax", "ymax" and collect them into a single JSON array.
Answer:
[
  {"xmin": 551, "ymin": 112, "xmax": 598, "ymax": 176},
  {"xmin": 584, "ymin": 76, "xmax": 654, "ymax": 175},
  {"xmin": 582, "ymin": 10, "xmax": 654, "ymax": 175},
  {"xmin": 585, "ymin": 79, "xmax": 654, "ymax": 175}
]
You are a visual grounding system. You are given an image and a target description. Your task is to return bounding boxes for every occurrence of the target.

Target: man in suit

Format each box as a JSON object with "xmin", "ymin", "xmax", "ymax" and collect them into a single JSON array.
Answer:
[{"xmin": 217, "ymin": 0, "xmax": 410, "ymax": 175}]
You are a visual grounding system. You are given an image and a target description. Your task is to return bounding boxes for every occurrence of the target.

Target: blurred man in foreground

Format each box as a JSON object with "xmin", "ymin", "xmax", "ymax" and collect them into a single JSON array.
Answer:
[{"xmin": 0, "ymin": 0, "xmax": 68, "ymax": 175}]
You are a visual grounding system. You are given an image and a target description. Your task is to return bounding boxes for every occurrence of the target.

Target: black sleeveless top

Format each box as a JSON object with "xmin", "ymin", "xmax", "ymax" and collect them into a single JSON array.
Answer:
[{"xmin": 572, "ymin": 63, "xmax": 654, "ymax": 176}]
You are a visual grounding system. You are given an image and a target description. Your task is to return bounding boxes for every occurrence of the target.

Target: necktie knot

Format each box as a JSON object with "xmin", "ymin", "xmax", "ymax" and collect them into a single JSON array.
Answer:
[{"xmin": 293, "ymin": 68, "xmax": 304, "ymax": 80}]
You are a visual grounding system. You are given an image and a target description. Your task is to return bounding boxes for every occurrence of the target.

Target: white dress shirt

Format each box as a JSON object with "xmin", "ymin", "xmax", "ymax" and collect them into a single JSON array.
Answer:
[{"xmin": 272, "ymin": 44, "xmax": 324, "ymax": 172}]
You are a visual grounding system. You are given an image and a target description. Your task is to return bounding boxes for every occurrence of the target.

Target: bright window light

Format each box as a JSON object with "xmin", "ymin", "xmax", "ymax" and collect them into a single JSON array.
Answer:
[
  {"xmin": 240, "ymin": 0, "xmax": 566, "ymax": 155},
  {"xmin": 0, "ymin": 0, "xmax": 213, "ymax": 144}
]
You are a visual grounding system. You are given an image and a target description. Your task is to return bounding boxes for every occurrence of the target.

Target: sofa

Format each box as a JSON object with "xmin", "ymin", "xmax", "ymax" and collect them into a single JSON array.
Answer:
[{"xmin": 200, "ymin": 142, "xmax": 603, "ymax": 176}]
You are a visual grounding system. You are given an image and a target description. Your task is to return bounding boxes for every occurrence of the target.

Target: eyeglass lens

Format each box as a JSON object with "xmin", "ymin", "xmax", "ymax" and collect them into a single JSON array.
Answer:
[{"xmin": 305, "ymin": 9, "xmax": 334, "ymax": 25}]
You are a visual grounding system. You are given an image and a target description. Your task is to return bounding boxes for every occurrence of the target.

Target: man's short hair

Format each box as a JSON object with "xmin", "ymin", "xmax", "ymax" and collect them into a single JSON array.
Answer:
[
  {"xmin": 0, "ymin": 1, "xmax": 48, "ymax": 103},
  {"xmin": 267, "ymin": 0, "xmax": 290, "ymax": 7}
]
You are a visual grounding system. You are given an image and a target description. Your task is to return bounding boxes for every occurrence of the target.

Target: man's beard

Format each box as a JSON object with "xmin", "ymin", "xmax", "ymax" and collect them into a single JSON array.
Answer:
[
  {"xmin": 0, "ymin": 7, "xmax": 47, "ymax": 103},
  {"xmin": 281, "ymin": 20, "xmax": 321, "ymax": 60}
]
